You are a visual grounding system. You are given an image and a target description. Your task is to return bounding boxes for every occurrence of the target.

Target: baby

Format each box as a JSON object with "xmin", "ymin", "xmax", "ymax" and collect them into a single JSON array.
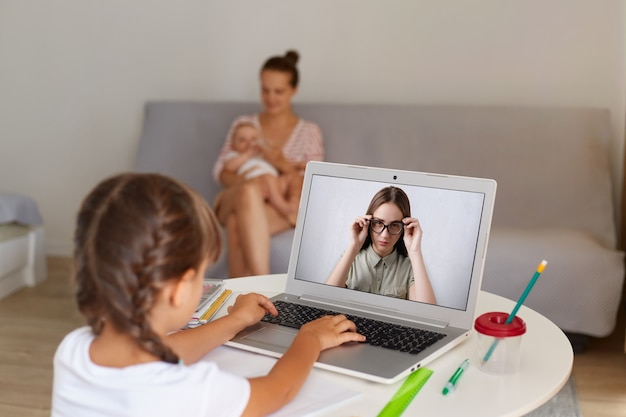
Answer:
[{"xmin": 223, "ymin": 121, "xmax": 300, "ymax": 223}]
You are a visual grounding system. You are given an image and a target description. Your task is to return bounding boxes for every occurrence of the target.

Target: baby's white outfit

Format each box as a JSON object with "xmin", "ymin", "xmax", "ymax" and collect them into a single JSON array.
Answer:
[{"xmin": 225, "ymin": 151, "xmax": 278, "ymax": 179}]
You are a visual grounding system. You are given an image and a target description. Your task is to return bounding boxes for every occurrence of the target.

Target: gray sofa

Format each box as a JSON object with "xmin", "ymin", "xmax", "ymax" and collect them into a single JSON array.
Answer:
[{"xmin": 134, "ymin": 101, "xmax": 624, "ymax": 347}]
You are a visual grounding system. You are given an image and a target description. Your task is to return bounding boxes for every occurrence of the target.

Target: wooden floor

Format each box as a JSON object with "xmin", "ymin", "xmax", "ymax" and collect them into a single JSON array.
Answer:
[
  {"xmin": 572, "ymin": 285, "xmax": 626, "ymax": 417},
  {"xmin": 0, "ymin": 257, "xmax": 625, "ymax": 416}
]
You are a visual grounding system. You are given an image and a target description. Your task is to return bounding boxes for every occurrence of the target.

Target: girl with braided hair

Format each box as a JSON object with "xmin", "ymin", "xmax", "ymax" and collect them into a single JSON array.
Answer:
[{"xmin": 52, "ymin": 173, "xmax": 364, "ymax": 417}]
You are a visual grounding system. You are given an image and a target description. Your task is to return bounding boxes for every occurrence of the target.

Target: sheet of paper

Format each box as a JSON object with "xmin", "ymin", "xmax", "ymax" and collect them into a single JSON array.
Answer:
[{"xmin": 203, "ymin": 346, "xmax": 362, "ymax": 417}]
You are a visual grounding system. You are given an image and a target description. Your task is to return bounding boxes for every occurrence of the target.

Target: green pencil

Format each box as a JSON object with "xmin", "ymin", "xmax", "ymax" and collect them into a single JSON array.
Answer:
[{"xmin": 481, "ymin": 260, "xmax": 548, "ymax": 364}]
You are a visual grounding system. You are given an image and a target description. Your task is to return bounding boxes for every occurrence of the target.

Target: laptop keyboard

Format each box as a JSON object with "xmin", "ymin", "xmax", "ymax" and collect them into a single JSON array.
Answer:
[{"xmin": 261, "ymin": 300, "xmax": 446, "ymax": 355}]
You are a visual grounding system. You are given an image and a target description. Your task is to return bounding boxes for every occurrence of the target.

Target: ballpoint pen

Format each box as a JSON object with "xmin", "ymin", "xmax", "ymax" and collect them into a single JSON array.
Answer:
[{"xmin": 442, "ymin": 359, "xmax": 470, "ymax": 395}]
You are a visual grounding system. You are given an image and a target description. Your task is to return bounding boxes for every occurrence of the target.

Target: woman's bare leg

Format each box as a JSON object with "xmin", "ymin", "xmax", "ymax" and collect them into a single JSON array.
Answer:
[
  {"xmin": 214, "ymin": 185, "xmax": 243, "ymax": 226},
  {"xmin": 266, "ymin": 204, "xmax": 293, "ymax": 235},
  {"xmin": 214, "ymin": 184, "xmax": 261, "ymax": 276},
  {"xmin": 283, "ymin": 173, "xmax": 303, "ymax": 210},
  {"xmin": 234, "ymin": 182, "xmax": 272, "ymax": 275},
  {"xmin": 226, "ymin": 214, "xmax": 250, "ymax": 278},
  {"xmin": 237, "ymin": 183, "xmax": 294, "ymax": 275},
  {"xmin": 260, "ymin": 174, "xmax": 294, "ymax": 217},
  {"xmin": 215, "ymin": 180, "xmax": 294, "ymax": 277}
]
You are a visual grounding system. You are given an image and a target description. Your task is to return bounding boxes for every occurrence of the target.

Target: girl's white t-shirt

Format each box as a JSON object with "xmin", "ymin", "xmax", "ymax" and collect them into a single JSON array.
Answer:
[{"xmin": 51, "ymin": 327, "xmax": 250, "ymax": 417}]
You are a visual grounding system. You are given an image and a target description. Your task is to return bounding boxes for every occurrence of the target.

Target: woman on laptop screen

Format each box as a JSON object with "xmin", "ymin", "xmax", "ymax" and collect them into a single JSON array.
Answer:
[{"xmin": 325, "ymin": 186, "xmax": 437, "ymax": 303}]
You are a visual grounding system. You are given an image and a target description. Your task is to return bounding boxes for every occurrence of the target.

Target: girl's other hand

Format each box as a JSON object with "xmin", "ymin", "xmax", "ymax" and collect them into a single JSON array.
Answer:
[
  {"xmin": 298, "ymin": 315, "xmax": 365, "ymax": 351},
  {"xmin": 227, "ymin": 293, "xmax": 278, "ymax": 328}
]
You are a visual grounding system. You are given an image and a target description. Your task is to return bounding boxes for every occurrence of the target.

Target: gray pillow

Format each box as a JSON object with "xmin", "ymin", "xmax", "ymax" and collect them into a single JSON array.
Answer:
[{"xmin": 0, "ymin": 193, "xmax": 42, "ymax": 225}]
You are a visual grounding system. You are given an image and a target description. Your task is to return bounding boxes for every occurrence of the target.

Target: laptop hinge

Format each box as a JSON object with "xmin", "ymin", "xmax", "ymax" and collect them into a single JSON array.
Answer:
[{"xmin": 298, "ymin": 294, "xmax": 448, "ymax": 329}]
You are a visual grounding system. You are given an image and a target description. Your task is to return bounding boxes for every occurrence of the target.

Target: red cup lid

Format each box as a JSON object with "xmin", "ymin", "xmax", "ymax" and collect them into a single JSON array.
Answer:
[{"xmin": 474, "ymin": 311, "xmax": 526, "ymax": 337}]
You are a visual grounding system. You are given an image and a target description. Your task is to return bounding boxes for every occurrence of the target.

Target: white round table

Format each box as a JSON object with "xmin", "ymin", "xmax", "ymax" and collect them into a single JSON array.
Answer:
[{"xmin": 215, "ymin": 274, "xmax": 573, "ymax": 417}]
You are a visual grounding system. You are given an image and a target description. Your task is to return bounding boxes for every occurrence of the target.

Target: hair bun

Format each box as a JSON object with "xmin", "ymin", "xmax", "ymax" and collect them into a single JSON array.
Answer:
[{"xmin": 284, "ymin": 50, "xmax": 299, "ymax": 66}]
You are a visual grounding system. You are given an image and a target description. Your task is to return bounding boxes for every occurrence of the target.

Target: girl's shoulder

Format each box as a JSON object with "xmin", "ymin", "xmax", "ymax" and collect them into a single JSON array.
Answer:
[{"xmin": 57, "ymin": 326, "xmax": 94, "ymax": 352}]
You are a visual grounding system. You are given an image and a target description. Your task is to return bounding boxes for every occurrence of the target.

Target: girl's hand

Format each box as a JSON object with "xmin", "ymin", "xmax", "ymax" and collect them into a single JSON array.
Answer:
[
  {"xmin": 349, "ymin": 215, "xmax": 372, "ymax": 248},
  {"xmin": 227, "ymin": 293, "xmax": 278, "ymax": 328},
  {"xmin": 402, "ymin": 217, "xmax": 424, "ymax": 255},
  {"xmin": 298, "ymin": 315, "xmax": 365, "ymax": 351}
]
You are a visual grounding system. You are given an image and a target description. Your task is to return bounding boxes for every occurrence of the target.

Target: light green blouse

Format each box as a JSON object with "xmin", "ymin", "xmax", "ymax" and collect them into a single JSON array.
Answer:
[{"xmin": 345, "ymin": 245, "xmax": 414, "ymax": 299}]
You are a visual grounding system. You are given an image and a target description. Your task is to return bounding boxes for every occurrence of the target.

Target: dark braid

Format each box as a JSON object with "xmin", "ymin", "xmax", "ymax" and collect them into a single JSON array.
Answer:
[{"xmin": 74, "ymin": 173, "xmax": 222, "ymax": 363}]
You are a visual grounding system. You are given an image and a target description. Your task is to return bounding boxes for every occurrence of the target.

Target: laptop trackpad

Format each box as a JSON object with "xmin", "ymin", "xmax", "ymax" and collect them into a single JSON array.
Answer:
[{"xmin": 243, "ymin": 327, "xmax": 296, "ymax": 347}]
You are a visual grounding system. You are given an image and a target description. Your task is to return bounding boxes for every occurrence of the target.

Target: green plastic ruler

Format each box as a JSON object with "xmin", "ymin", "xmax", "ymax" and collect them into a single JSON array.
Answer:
[{"xmin": 377, "ymin": 368, "xmax": 434, "ymax": 417}]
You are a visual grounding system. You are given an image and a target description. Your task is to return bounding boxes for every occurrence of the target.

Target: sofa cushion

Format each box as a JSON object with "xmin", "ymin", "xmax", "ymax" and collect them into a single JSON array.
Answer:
[
  {"xmin": 0, "ymin": 193, "xmax": 43, "ymax": 225},
  {"xmin": 482, "ymin": 227, "xmax": 624, "ymax": 337}
]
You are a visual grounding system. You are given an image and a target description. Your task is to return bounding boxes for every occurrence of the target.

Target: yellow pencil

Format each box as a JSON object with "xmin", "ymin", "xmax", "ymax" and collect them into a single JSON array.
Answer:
[{"xmin": 199, "ymin": 289, "xmax": 233, "ymax": 322}]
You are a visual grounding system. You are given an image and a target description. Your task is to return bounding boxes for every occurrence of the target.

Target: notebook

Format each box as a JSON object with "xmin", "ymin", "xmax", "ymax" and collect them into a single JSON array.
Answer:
[{"xmin": 227, "ymin": 161, "xmax": 497, "ymax": 384}]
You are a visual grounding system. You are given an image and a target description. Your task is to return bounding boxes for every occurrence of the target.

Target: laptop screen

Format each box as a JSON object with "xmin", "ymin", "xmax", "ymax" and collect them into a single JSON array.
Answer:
[{"xmin": 293, "ymin": 173, "xmax": 486, "ymax": 312}]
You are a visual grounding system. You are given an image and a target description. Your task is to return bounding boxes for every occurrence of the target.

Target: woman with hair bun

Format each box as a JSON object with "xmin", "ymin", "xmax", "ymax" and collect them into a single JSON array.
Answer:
[{"xmin": 212, "ymin": 50, "xmax": 324, "ymax": 277}]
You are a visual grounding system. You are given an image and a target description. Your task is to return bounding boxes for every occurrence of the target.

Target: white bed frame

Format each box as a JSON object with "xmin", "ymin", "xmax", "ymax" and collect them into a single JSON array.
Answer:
[{"xmin": 0, "ymin": 225, "xmax": 47, "ymax": 300}]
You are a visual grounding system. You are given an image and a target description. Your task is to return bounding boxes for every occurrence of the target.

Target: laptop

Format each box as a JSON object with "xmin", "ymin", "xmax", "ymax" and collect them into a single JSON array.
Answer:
[{"xmin": 227, "ymin": 161, "xmax": 497, "ymax": 384}]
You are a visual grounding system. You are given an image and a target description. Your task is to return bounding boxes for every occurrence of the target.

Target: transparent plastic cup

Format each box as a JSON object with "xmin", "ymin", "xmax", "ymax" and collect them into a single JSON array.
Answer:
[{"xmin": 475, "ymin": 311, "xmax": 526, "ymax": 374}]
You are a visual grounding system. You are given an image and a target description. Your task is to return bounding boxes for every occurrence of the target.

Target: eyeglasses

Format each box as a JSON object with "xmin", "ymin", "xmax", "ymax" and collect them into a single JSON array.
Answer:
[{"xmin": 369, "ymin": 219, "xmax": 404, "ymax": 235}]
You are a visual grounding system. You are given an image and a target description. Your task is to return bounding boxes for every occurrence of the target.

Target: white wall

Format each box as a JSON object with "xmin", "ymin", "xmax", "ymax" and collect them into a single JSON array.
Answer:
[{"xmin": 1, "ymin": 0, "xmax": 624, "ymax": 256}]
